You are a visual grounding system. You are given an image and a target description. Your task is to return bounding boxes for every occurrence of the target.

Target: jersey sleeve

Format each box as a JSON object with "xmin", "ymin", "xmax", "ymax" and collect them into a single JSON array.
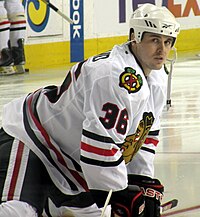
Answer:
[
  {"xmin": 79, "ymin": 58, "xmax": 147, "ymax": 193},
  {"xmin": 127, "ymin": 67, "xmax": 168, "ymax": 178}
]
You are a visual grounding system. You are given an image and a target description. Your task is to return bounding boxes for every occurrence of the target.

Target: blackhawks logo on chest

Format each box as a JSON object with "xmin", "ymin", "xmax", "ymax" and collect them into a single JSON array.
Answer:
[{"xmin": 119, "ymin": 67, "xmax": 143, "ymax": 93}]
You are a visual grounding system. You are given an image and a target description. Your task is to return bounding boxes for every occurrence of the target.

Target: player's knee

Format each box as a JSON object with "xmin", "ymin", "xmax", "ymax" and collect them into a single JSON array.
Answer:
[
  {"xmin": 0, "ymin": 200, "xmax": 37, "ymax": 217},
  {"xmin": 7, "ymin": 12, "xmax": 26, "ymax": 23},
  {"xmin": 4, "ymin": 0, "xmax": 25, "ymax": 14},
  {"xmin": 0, "ymin": 15, "xmax": 9, "ymax": 24},
  {"xmin": 4, "ymin": 0, "xmax": 25, "ymax": 22}
]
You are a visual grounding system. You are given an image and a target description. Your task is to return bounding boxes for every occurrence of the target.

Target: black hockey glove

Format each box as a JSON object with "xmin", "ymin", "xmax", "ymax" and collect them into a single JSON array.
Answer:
[
  {"xmin": 91, "ymin": 185, "xmax": 145, "ymax": 217},
  {"xmin": 111, "ymin": 185, "xmax": 145, "ymax": 217},
  {"xmin": 128, "ymin": 175, "xmax": 164, "ymax": 217}
]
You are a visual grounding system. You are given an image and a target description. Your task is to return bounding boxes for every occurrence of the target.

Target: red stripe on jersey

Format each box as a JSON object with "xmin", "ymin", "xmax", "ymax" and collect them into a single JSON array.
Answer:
[
  {"xmin": 81, "ymin": 142, "xmax": 118, "ymax": 156},
  {"xmin": 8, "ymin": 141, "xmax": 24, "ymax": 200},
  {"xmin": 144, "ymin": 138, "xmax": 159, "ymax": 147},
  {"xmin": 27, "ymin": 94, "xmax": 89, "ymax": 191},
  {"xmin": 10, "ymin": 21, "xmax": 26, "ymax": 25},
  {"xmin": 28, "ymin": 96, "xmax": 67, "ymax": 167},
  {"xmin": 0, "ymin": 21, "xmax": 10, "ymax": 26}
]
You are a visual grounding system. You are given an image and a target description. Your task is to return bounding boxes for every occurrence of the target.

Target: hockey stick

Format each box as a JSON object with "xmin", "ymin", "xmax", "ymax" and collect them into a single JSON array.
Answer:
[
  {"xmin": 40, "ymin": 0, "xmax": 74, "ymax": 24},
  {"xmin": 101, "ymin": 189, "xmax": 113, "ymax": 217},
  {"xmin": 166, "ymin": 47, "xmax": 177, "ymax": 110},
  {"xmin": 160, "ymin": 199, "xmax": 178, "ymax": 214}
]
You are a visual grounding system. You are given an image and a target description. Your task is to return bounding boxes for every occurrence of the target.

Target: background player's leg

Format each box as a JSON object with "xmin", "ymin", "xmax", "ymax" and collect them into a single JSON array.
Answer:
[
  {"xmin": 0, "ymin": 1, "xmax": 15, "ymax": 75},
  {"xmin": 5, "ymin": 0, "xmax": 26, "ymax": 74}
]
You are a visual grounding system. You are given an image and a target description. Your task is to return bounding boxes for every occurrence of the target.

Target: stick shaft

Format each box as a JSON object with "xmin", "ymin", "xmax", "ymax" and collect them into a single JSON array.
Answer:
[
  {"xmin": 166, "ymin": 47, "xmax": 177, "ymax": 110},
  {"xmin": 40, "ymin": 0, "xmax": 73, "ymax": 24},
  {"xmin": 101, "ymin": 190, "xmax": 113, "ymax": 217}
]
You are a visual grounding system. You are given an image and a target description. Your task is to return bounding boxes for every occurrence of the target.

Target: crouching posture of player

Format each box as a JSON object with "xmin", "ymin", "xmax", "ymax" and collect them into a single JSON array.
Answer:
[
  {"xmin": 0, "ymin": 0, "xmax": 26, "ymax": 75},
  {"xmin": 0, "ymin": 3, "xmax": 180, "ymax": 217}
]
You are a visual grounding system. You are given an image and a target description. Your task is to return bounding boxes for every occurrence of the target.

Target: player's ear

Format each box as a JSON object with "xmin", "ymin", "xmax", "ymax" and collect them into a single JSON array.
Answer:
[{"xmin": 129, "ymin": 28, "xmax": 136, "ymax": 43}]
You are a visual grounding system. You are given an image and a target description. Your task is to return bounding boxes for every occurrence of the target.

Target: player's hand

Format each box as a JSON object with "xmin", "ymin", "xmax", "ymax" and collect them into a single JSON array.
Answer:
[
  {"xmin": 128, "ymin": 174, "xmax": 164, "ymax": 217},
  {"xmin": 90, "ymin": 185, "xmax": 145, "ymax": 216},
  {"xmin": 111, "ymin": 185, "xmax": 145, "ymax": 217}
]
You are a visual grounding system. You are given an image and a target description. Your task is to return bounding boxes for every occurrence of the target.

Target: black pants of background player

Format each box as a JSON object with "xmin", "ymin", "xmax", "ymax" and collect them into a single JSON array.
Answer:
[{"xmin": 0, "ymin": 128, "xmax": 94, "ymax": 216}]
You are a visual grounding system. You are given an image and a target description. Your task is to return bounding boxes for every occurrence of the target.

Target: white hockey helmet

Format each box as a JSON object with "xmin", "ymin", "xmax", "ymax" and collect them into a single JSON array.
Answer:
[{"xmin": 129, "ymin": 4, "xmax": 180, "ymax": 44}]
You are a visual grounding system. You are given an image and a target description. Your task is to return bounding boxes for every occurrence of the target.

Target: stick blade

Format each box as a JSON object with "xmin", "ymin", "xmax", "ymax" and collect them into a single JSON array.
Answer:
[{"xmin": 161, "ymin": 199, "xmax": 178, "ymax": 213}]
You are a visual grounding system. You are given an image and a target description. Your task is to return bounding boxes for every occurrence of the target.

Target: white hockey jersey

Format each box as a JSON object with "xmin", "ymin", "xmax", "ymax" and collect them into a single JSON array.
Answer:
[{"xmin": 2, "ymin": 43, "xmax": 167, "ymax": 195}]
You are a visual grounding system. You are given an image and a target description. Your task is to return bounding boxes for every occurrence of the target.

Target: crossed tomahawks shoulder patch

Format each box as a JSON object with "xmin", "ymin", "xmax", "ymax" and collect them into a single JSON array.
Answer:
[{"xmin": 119, "ymin": 67, "xmax": 143, "ymax": 93}]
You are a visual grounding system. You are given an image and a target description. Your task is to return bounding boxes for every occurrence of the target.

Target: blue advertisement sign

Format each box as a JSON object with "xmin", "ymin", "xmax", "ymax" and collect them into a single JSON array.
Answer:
[{"xmin": 70, "ymin": 0, "xmax": 84, "ymax": 62}]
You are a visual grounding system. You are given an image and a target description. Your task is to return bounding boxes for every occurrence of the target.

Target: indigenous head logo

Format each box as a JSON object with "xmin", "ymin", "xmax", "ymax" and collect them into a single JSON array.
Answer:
[
  {"xmin": 120, "ymin": 112, "xmax": 154, "ymax": 164},
  {"xmin": 119, "ymin": 67, "xmax": 143, "ymax": 93}
]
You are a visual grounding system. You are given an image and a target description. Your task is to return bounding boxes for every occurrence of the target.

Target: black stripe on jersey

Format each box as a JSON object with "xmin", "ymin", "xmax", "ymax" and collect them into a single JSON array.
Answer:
[
  {"xmin": 60, "ymin": 71, "xmax": 72, "ymax": 94},
  {"xmin": 61, "ymin": 149, "xmax": 82, "ymax": 172},
  {"xmin": 44, "ymin": 85, "xmax": 60, "ymax": 103},
  {"xmin": 80, "ymin": 155, "xmax": 124, "ymax": 167},
  {"xmin": 148, "ymin": 130, "xmax": 159, "ymax": 136},
  {"xmin": 0, "ymin": 27, "xmax": 10, "ymax": 32},
  {"xmin": 44, "ymin": 71, "xmax": 72, "ymax": 103},
  {"xmin": 10, "ymin": 27, "xmax": 26, "ymax": 31},
  {"xmin": 74, "ymin": 60, "xmax": 86, "ymax": 80},
  {"xmin": 23, "ymin": 99, "xmax": 78, "ymax": 191},
  {"xmin": 32, "ymin": 93, "xmax": 41, "ymax": 122},
  {"xmin": 82, "ymin": 129, "xmax": 115, "ymax": 143},
  {"xmin": 43, "ymin": 72, "xmax": 72, "ymax": 103},
  {"xmin": 141, "ymin": 146, "xmax": 155, "ymax": 154}
]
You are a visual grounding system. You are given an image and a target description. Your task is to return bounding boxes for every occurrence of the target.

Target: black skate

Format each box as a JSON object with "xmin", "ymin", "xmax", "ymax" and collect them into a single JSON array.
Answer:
[
  {"xmin": 0, "ymin": 48, "xmax": 15, "ymax": 75},
  {"xmin": 11, "ymin": 38, "xmax": 26, "ymax": 74}
]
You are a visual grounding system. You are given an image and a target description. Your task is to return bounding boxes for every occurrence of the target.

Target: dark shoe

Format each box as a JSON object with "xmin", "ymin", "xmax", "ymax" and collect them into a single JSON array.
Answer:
[
  {"xmin": 11, "ymin": 38, "xmax": 26, "ymax": 65},
  {"xmin": 0, "ymin": 48, "xmax": 14, "ymax": 66}
]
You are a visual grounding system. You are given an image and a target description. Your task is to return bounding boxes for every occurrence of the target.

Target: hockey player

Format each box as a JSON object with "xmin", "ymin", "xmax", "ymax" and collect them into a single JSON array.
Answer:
[
  {"xmin": 0, "ymin": 0, "xmax": 26, "ymax": 75},
  {"xmin": 0, "ymin": 3, "xmax": 180, "ymax": 217}
]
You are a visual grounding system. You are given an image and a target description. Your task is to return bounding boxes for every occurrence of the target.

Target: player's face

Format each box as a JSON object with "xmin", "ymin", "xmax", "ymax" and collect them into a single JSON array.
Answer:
[{"xmin": 132, "ymin": 33, "xmax": 174, "ymax": 76}]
